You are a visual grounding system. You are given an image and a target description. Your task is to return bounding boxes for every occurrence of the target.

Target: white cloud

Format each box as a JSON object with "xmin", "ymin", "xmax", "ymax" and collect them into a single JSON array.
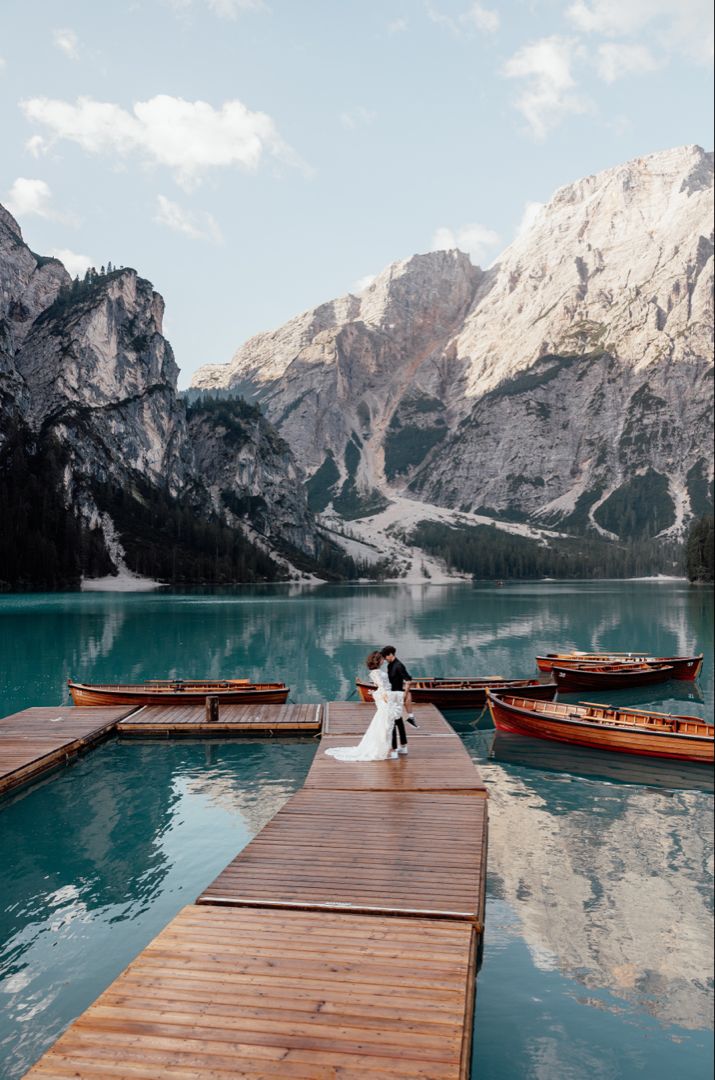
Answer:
[
  {"xmin": 354, "ymin": 273, "xmax": 376, "ymax": 293},
  {"xmin": 165, "ymin": 0, "xmax": 266, "ymax": 17},
  {"xmin": 503, "ymin": 36, "xmax": 589, "ymax": 138},
  {"xmin": 427, "ymin": 2, "xmax": 499, "ymax": 34},
  {"xmin": 515, "ymin": 201, "xmax": 545, "ymax": 239},
  {"xmin": 47, "ymin": 248, "xmax": 94, "ymax": 278},
  {"xmin": 596, "ymin": 42, "xmax": 659, "ymax": 82},
  {"xmin": 154, "ymin": 194, "xmax": 224, "ymax": 243},
  {"xmin": 206, "ymin": 0, "xmax": 266, "ymax": 15},
  {"xmin": 387, "ymin": 17, "xmax": 408, "ymax": 33},
  {"xmin": 26, "ymin": 134, "xmax": 46, "ymax": 158},
  {"xmin": 4, "ymin": 177, "xmax": 71, "ymax": 222},
  {"xmin": 431, "ymin": 222, "xmax": 500, "ymax": 264},
  {"xmin": 20, "ymin": 94, "xmax": 302, "ymax": 189},
  {"xmin": 339, "ymin": 106, "xmax": 376, "ymax": 130},
  {"xmin": 53, "ymin": 28, "xmax": 80, "ymax": 60},
  {"xmin": 462, "ymin": 3, "xmax": 499, "ymax": 33},
  {"xmin": 566, "ymin": 0, "xmax": 713, "ymax": 65}
]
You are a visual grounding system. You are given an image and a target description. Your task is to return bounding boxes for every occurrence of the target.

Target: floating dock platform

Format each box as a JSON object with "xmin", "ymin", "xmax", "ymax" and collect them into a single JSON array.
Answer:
[
  {"xmin": 0, "ymin": 706, "xmax": 132, "ymax": 797},
  {"xmin": 21, "ymin": 701, "xmax": 488, "ymax": 1079},
  {"xmin": 118, "ymin": 702, "xmax": 323, "ymax": 737}
]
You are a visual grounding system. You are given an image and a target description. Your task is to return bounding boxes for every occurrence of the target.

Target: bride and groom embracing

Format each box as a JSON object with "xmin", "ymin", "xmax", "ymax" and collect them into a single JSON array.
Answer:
[{"xmin": 326, "ymin": 646, "xmax": 419, "ymax": 762}]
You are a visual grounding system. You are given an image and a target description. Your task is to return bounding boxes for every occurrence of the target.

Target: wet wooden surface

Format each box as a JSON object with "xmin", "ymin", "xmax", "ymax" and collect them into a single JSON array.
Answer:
[
  {"xmin": 24, "ymin": 904, "xmax": 477, "ymax": 1080},
  {"xmin": 0, "ymin": 707, "xmax": 134, "ymax": 797},
  {"xmin": 118, "ymin": 702, "xmax": 323, "ymax": 736},
  {"xmin": 306, "ymin": 733, "xmax": 488, "ymax": 794},
  {"xmin": 324, "ymin": 701, "xmax": 451, "ymax": 736},
  {"xmin": 199, "ymin": 788, "xmax": 487, "ymax": 925}
]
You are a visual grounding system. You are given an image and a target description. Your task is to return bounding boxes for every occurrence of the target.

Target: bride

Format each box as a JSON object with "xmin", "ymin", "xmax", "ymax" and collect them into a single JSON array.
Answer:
[{"xmin": 325, "ymin": 651, "xmax": 403, "ymax": 761}]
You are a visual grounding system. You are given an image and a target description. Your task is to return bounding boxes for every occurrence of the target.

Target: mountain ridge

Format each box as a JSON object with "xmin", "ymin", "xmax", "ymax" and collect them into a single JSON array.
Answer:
[{"xmin": 192, "ymin": 143, "xmax": 714, "ymax": 541}]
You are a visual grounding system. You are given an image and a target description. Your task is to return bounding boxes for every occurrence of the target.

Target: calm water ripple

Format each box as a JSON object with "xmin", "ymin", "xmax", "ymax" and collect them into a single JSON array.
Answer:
[{"xmin": 0, "ymin": 581, "xmax": 712, "ymax": 1079}]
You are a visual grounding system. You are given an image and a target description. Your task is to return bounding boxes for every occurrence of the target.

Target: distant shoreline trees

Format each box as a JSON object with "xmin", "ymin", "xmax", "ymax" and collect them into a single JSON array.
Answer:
[{"xmin": 685, "ymin": 515, "xmax": 714, "ymax": 583}]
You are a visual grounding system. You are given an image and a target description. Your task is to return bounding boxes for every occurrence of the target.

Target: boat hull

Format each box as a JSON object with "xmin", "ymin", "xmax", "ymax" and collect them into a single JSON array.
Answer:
[
  {"xmin": 487, "ymin": 694, "xmax": 713, "ymax": 763},
  {"xmin": 536, "ymin": 653, "xmax": 703, "ymax": 680},
  {"xmin": 355, "ymin": 678, "xmax": 557, "ymax": 708},
  {"xmin": 551, "ymin": 663, "xmax": 673, "ymax": 691},
  {"xmin": 69, "ymin": 683, "xmax": 290, "ymax": 706}
]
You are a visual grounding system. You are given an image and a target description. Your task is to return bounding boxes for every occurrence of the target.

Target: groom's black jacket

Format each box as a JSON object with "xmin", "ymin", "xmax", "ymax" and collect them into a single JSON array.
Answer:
[{"xmin": 387, "ymin": 658, "xmax": 412, "ymax": 691}]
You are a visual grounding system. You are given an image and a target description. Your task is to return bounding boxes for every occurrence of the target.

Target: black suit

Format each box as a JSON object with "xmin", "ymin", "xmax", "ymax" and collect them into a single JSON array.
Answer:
[{"xmin": 387, "ymin": 658, "xmax": 411, "ymax": 749}]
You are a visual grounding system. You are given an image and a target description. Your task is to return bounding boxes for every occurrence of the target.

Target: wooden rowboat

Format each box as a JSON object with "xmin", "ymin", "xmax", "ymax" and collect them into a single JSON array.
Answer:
[
  {"xmin": 551, "ymin": 662, "xmax": 673, "ymax": 691},
  {"xmin": 355, "ymin": 677, "xmax": 557, "ymax": 708},
  {"xmin": 536, "ymin": 652, "xmax": 703, "ymax": 680},
  {"xmin": 68, "ymin": 679, "xmax": 290, "ymax": 706},
  {"xmin": 486, "ymin": 691, "xmax": 714, "ymax": 763}
]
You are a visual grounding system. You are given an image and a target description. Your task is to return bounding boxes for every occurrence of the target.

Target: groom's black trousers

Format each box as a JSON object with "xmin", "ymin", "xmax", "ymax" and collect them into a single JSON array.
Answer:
[{"xmin": 391, "ymin": 716, "xmax": 407, "ymax": 750}]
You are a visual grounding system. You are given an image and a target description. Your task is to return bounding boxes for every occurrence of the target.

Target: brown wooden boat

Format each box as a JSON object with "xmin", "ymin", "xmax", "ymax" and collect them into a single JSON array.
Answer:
[
  {"xmin": 355, "ymin": 677, "xmax": 557, "ymax": 708},
  {"xmin": 68, "ymin": 679, "xmax": 290, "ymax": 706},
  {"xmin": 536, "ymin": 652, "xmax": 703, "ymax": 680},
  {"xmin": 551, "ymin": 662, "xmax": 673, "ymax": 691},
  {"xmin": 486, "ymin": 691, "xmax": 714, "ymax": 762}
]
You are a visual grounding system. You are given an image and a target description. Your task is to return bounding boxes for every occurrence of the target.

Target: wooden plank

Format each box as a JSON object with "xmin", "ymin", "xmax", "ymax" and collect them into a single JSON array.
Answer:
[
  {"xmin": 0, "ymin": 707, "xmax": 135, "ymax": 797},
  {"xmin": 324, "ymin": 702, "xmax": 451, "ymax": 737},
  {"xmin": 25, "ymin": 905, "xmax": 476, "ymax": 1080},
  {"xmin": 118, "ymin": 703, "xmax": 322, "ymax": 737},
  {"xmin": 305, "ymin": 733, "xmax": 487, "ymax": 794},
  {"xmin": 198, "ymin": 788, "xmax": 487, "ymax": 926}
]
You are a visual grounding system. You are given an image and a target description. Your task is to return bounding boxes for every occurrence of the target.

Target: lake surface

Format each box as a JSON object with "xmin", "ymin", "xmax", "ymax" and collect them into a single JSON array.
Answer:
[{"xmin": 0, "ymin": 581, "xmax": 713, "ymax": 1079}]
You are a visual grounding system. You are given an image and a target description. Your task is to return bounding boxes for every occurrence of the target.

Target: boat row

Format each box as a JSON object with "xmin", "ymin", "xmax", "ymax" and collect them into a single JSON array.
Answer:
[{"xmin": 67, "ymin": 649, "xmax": 704, "ymax": 708}]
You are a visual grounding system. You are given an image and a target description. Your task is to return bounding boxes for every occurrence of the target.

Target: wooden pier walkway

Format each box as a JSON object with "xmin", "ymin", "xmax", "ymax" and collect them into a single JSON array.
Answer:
[
  {"xmin": 0, "ymin": 706, "xmax": 133, "ymax": 797},
  {"xmin": 23, "ymin": 701, "xmax": 488, "ymax": 1079},
  {"xmin": 25, "ymin": 905, "xmax": 477, "ymax": 1080},
  {"xmin": 118, "ymin": 702, "xmax": 323, "ymax": 737}
]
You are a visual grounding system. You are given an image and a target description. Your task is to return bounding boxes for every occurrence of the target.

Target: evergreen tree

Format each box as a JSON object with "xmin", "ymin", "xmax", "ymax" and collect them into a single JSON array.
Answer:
[{"xmin": 685, "ymin": 515, "xmax": 714, "ymax": 582}]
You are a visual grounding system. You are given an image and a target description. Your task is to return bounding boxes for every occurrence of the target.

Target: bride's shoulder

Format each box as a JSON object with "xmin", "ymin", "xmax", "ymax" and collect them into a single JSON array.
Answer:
[{"xmin": 370, "ymin": 667, "xmax": 386, "ymax": 685}]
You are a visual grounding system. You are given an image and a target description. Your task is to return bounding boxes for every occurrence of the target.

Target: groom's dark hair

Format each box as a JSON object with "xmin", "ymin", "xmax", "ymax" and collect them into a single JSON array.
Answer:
[{"xmin": 380, "ymin": 646, "xmax": 396, "ymax": 657}]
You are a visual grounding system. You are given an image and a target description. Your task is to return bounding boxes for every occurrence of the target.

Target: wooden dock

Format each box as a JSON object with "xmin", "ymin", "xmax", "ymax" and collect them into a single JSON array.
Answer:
[
  {"xmin": 118, "ymin": 702, "xmax": 323, "ymax": 737},
  {"xmin": 0, "ymin": 707, "xmax": 133, "ymax": 797},
  {"xmin": 199, "ymin": 787, "xmax": 488, "ymax": 925},
  {"xmin": 25, "ymin": 905, "xmax": 477, "ymax": 1080},
  {"xmin": 22, "ymin": 701, "xmax": 488, "ymax": 1079}
]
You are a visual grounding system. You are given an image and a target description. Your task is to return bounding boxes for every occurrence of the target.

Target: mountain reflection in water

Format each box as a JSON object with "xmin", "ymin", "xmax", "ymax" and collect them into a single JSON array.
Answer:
[{"xmin": 471, "ymin": 734, "xmax": 714, "ymax": 1033}]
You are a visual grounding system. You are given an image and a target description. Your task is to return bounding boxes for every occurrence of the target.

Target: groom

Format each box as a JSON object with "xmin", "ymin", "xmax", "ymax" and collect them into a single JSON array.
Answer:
[{"xmin": 381, "ymin": 645, "xmax": 418, "ymax": 756}]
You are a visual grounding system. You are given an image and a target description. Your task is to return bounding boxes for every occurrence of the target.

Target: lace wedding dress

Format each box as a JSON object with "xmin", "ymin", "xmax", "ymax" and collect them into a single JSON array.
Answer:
[{"xmin": 325, "ymin": 668, "xmax": 404, "ymax": 762}]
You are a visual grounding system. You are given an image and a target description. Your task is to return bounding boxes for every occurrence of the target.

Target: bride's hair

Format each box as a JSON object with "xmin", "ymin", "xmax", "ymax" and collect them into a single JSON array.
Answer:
[{"xmin": 366, "ymin": 651, "xmax": 384, "ymax": 669}]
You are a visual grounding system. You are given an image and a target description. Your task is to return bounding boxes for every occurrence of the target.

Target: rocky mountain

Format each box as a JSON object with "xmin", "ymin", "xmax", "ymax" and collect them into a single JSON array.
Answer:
[
  {"xmin": 193, "ymin": 145, "xmax": 714, "ymax": 541},
  {"xmin": 0, "ymin": 208, "xmax": 321, "ymax": 588}
]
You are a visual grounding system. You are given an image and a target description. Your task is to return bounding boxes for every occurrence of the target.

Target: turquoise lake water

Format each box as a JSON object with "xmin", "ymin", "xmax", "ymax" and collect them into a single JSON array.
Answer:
[{"xmin": 0, "ymin": 580, "xmax": 713, "ymax": 1079}]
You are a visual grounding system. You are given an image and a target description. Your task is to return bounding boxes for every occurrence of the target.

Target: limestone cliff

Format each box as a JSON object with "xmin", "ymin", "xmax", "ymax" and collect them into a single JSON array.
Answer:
[
  {"xmin": 186, "ymin": 397, "xmax": 317, "ymax": 556},
  {"xmin": 0, "ymin": 211, "xmax": 321, "ymax": 585},
  {"xmin": 193, "ymin": 145, "xmax": 714, "ymax": 540}
]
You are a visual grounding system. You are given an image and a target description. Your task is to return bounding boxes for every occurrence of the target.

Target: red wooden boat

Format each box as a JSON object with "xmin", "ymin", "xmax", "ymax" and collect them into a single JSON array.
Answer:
[
  {"xmin": 68, "ymin": 679, "xmax": 290, "ymax": 706},
  {"xmin": 486, "ymin": 691, "xmax": 714, "ymax": 763},
  {"xmin": 536, "ymin": 652, "xmax": 703, "ymax": 680},
  {"xmin": 551, "ymin": 662, "xmax": 673, "ymax": 691},
  {"xmin": 355, "ymin": 677, "xmax": 557, "ymax": 708}
]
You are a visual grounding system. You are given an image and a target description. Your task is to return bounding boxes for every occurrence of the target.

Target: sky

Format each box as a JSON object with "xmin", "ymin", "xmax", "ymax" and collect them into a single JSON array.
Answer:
[{"xmin": 1, "ymin": 1, "xmax": 713, "ymax": 387}]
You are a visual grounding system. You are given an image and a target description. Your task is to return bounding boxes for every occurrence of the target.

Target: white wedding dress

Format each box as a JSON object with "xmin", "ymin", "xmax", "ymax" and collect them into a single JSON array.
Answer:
[{"xmin": 325, "ymin": 669, "xmax": 404, "ymax": 762}]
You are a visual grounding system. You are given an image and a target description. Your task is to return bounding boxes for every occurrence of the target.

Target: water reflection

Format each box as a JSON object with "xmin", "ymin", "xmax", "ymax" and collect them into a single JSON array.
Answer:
[
  {"xmin": 0, "ymin": 582, "xmax": 712, "ymax": 723},
  {"xmin": 471, "ymin": 740, "xmax": 714, "ymax": 1034},
  {"xmin": 490, "ymin": 732, "xmax": 715, "ymax": 793},
  {"xmin": 0, "ymin": 738, "xmax": 316, "ymax": 1080}
]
